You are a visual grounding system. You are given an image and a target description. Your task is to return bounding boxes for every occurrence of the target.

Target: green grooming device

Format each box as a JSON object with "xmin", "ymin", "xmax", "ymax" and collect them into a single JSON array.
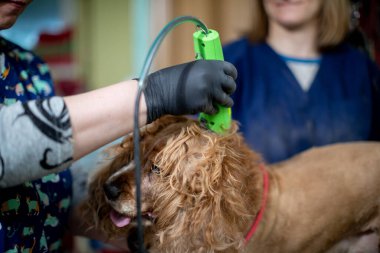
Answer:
[{"xmin": 193, "ymin": 29, "xmax": 231, "ymax": 134}]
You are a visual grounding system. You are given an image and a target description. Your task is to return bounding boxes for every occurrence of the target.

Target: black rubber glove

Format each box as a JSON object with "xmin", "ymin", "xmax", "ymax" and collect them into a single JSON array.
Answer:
[{"xmin": 144, "ymin": 60, "xmax": 237, "ymax": 123}]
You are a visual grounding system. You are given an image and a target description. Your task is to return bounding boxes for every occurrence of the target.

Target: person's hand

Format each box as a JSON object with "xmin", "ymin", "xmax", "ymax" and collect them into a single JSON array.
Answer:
[{"xmin": 144, "ymin": 60, "xmax": 237, "ymax": 123}]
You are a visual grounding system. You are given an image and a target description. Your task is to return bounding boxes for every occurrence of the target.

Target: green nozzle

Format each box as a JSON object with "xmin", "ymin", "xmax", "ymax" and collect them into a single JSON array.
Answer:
[{"xmin": 193, "ymin": 29, "xmax": 231, "ymax": 134}]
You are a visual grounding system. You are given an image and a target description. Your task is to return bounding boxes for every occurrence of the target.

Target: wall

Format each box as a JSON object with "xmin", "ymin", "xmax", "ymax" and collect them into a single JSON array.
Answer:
[
  {"xmin": 77, "ymin": 0, "xmax": 134, "ymax": 89},
  {"xmin": 150, "ymin": 0, "xmax": 254, "ymax": 69},
  {"xmin": 76, "ymin": 0, "xmax": 254, "ymax": 89}
]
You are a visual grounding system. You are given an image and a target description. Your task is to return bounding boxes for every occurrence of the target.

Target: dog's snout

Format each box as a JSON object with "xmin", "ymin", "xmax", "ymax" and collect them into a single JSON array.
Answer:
[{"xmin": 103, "ymin": 183, "xmax": 121, "ymax": 201}]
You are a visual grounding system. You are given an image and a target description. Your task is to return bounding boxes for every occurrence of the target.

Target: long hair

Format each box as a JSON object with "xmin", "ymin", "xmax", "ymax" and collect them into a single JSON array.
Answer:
[{"xmin": 249, "ymin": 0, "xmax": 351, "ymax": 51}]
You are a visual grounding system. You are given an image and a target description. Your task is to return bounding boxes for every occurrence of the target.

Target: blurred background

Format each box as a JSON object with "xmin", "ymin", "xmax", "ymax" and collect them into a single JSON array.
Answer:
[
  {"xmin": 0, "ymin": 0, "xmax": 257, "ymax": 95},
  {"xmin": 1, "ymin": 0, "xmax": 378, "ymax": 252},
  {"xmin": 2, "ymin": 0, "xmax": 378, "ymax": 95}
]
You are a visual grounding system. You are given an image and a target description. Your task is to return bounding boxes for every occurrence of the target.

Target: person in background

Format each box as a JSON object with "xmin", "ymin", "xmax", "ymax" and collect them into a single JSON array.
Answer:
[
  {"xmin": 0, "ymin": 0, "xmax": 237, "ymax": 252},
  {"xmin": 223, "ymin": 0, "xmax": 380, "ymax": 163}
]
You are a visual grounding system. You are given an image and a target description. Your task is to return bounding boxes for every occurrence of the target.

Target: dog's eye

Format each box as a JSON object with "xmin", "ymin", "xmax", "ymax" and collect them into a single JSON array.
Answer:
[{"xmin": 151, "ymin": 164, "xmax": 160, "ymax": 174}]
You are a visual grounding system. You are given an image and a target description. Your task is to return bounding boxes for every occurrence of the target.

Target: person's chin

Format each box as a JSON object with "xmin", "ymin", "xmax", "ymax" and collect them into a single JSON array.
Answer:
[
  {"xmin": 0, "ymin": 16, "xmax": 18, "ymax": 29},
  {"xmin": 283, "ymin": 23, "xmax": 303, "ymax": 31},
  {"xmin": 276, "ymin": 18, "xmax": 306, "ymax": 30}
]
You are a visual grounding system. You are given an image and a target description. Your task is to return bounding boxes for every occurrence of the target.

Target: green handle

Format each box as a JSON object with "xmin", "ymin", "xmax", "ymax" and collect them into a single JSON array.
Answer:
[{"xmin": 193, "ymin": 29, "xmax": 231, "ymax": 134}]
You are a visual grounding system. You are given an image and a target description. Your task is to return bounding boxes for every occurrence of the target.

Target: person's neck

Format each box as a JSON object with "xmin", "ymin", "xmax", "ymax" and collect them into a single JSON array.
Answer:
[{"xmin": 266, "ymin": 22, "xmax": 320, "ymax": 58}]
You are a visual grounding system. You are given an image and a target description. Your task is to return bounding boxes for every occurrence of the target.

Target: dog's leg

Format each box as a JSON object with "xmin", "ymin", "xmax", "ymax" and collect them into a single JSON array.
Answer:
[
  {"xmin": 326, "ymin": 230, "xmax": 379, "ymax": 253},
  {"xmin": 356, "ymin": 232, "xmax": 379, "ymax": 253},
  {"xmin": 347, "ymin": 231, "xmax": 379, "ymax": 253}
]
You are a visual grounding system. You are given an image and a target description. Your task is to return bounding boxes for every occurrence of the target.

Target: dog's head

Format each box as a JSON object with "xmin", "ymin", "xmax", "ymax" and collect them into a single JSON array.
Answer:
[{"xmin": 83, "ymin": 115, "xmax": 263, "ymax": 252}]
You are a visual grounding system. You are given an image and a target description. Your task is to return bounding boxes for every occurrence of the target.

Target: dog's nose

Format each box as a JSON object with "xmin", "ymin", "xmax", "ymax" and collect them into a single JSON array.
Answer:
[{"xmin": 103, "ymin": 183, "xmax": 121, "ymax": 201}]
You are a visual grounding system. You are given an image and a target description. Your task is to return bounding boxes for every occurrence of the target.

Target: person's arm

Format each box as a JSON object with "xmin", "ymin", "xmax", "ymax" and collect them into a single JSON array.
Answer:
[
  {"xmin": 0, "ymin": 97, "xmax": 73, "ymax": 187},
  {"xmin": 0, "ymin": 60, "xmax": 237, "ymax": 187},
  {"xmin": 0, "ymin": 81, "xmax": 142, "ymax": 188},
  {"xmin": 66, "ymin": 59, "xmax": 238, "ymax": 160},
  {"xmin": 65, "ymin": 80, "xmax": 145, "ymax": 160}
]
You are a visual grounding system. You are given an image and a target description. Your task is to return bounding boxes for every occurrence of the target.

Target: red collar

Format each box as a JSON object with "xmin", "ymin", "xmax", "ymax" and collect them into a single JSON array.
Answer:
[{"xmin": 244, "ymin": 163, "xmax": 269, "ymax": 245}]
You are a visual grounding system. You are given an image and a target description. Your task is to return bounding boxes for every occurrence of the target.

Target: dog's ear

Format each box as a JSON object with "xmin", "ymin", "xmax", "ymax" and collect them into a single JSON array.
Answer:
[{"xmin": 151, "ymin": 121, "xmax": 262, "ymax": 251}]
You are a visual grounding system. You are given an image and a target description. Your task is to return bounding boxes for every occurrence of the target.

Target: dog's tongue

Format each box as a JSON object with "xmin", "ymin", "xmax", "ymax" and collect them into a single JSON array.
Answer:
[{"xmin": 110, "ymin": 210, "xmax": 131, "ymax": 227}]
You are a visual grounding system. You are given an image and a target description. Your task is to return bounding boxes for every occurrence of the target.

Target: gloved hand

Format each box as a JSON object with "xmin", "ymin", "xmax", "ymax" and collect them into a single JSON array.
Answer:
[{"xmin": 144, "ymin": 60, "xmax": 237, "ymax": 123}]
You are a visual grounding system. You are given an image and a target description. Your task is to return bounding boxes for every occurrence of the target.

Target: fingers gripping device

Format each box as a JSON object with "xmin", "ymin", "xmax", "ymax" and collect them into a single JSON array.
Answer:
[{"xmin": 193, "ymin": 29, "xmax": 231, "ymax": 134}]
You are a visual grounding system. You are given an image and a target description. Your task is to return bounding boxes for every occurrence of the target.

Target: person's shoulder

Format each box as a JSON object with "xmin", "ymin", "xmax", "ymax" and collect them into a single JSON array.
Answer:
[
  {"xmin": 223, "ymin": 37, "xmax": 264, "ymax": 63},
  {"xmin": 328, "ymin": 43, "xmax": 372, "ymax": 62},
  {"xmin": 0, "ymin": 36, "xmax": 46, "ymax": 64},
  {"xmin": 223, "ymin": 37, "xmax": 250, "ymax": 51},
  {"xmin": 329, "ymin": 43, "xmax": 380, "ymax": 79},
  {"xmin": 1, "ymin": 36, "xmax": 29, "ymax": 53}
]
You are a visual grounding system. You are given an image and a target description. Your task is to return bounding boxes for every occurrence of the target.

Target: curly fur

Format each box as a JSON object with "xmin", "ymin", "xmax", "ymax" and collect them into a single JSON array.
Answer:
[
  {"xmin": 151, "ymin": 118, "xmax": 262, "ymax": 252},
  {"xmin": 80, "ymin": 116, "xmax": 262, "ymax": 252},
  {"xmin": 80, "ymin": 115, "xmax": 380, "ymax": 253}
]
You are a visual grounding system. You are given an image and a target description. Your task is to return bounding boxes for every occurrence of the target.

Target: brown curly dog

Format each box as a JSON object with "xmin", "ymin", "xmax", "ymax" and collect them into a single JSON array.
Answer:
[{"xmin": 80, "ymin": 115, "xmax": 380, "ymax": 253}]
